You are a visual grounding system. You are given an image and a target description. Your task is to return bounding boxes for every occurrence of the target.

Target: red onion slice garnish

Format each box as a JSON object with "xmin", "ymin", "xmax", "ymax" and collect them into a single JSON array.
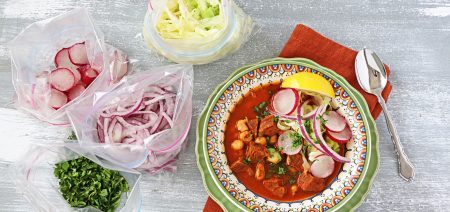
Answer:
[
  {"xmin": 313, "ymin": 105, "xmax": 350, "ymax": 163},
  {"xmin": 296, "ymin": 104, "xmax": 325, "ymax": 153},
  {"xmin": 299, "ymin": 99, "xmax": 318, "ymax": 120}
]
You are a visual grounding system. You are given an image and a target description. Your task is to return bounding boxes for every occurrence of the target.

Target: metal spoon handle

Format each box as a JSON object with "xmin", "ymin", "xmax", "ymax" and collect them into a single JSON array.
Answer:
[{"xmin": 376, "ymin": 94, "xmax": 415, "ymax": 181}]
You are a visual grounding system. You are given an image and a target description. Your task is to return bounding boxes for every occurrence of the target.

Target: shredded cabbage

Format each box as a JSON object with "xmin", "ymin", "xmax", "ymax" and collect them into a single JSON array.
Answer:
[{"xmin": 156, "ymin": 0, "xmax": 224, "ymax": 39}]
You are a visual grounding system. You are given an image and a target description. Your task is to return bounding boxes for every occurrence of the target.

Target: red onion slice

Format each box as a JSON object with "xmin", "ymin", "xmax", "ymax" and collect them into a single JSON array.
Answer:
[
  {"xmin": 296, "ymin": 105, "xmax": 325, "ymax": 154},
  {"xmin": 299, "ymin": 100, "xmax": 318, "ymax": 120}
]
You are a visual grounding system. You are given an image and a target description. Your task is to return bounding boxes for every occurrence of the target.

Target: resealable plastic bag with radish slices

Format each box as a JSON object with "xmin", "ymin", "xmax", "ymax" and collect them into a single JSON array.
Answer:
[
  {"xmin": 11, "ymin": 143, "xmax": 142, "ymax": 212},
  {"xmin": 8, "ymin": 8, "xmax": 129, "ymax": 125},
  {"xmin": 67, "ymin": 64, "xmax": 193, "ymax": 173}
]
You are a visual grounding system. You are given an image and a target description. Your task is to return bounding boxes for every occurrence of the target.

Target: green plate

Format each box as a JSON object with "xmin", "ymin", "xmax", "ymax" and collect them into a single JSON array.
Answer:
[{"xmin": 196, "ymin": 58, "xmax": 379, "ymax": 212}]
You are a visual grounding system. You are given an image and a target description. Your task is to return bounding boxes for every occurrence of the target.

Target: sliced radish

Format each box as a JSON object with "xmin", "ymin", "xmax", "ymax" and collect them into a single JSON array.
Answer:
[
  {"xmin": 54, "ymin": 48, "xmax": 78, "ymax": 71},
  {"xmin": 323, "ymin": 111, "xmax": 347, "ymax": 132},
  {"xmin": 48, "ymin": 89, "xmax": 67, "ymax": 109},
  {"xmin": 326, "ymin": 126, "xmax": 352, "ymax": 144},
  {"xmin": 271, "ymin": 88, "xmax": 299, "ymax": 115},
  {"xmin": 49, "ymin": 68, "xmax": 75, "ymax": 92},
  {"xmin": 68, "ymin": 43, "xmax": 89, "ymax": 65},
  {"xmin": 67, "ymin": 84, "xmax": 86, "ymax": 101},
  {"xmin": 310, "ymin": 155, "xmax": 335, "ymax": 178},
  {"xmin": 277, "ymin": 130, "xmax": 302, "ymax": 155},
  {"xmin": 313, "ymin": 105, "xmax": 350, "ymax": 163},
  {"xmin": 69, "ymin": 68, "xmax": 81, "ymax": 84},
  {"xmin": 77, "ymin": 64, "xmax": 91, "ymax": 75},
  {"xmin": 81, "ymin": 68, "xmax": 98, "ymax": 85}
]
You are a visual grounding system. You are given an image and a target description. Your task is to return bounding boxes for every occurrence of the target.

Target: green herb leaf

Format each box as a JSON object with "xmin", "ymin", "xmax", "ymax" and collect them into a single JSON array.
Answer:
[
  {"xmin": 277, "ymin": 166, "xmax": 286, "ymax": 175},
  {"xmin": 54, "ymin": 157, "xmax": 129, "ymax": 211},
  {"xmin": 67, "ymin": 131, "xmax": 77, "ymax": 140}
]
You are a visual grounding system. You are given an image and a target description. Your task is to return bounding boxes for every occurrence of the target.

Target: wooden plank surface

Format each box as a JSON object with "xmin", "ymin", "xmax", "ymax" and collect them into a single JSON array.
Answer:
[{"xmin": 1, "ymin": 0, "xmax": 450, "ymax": 211}]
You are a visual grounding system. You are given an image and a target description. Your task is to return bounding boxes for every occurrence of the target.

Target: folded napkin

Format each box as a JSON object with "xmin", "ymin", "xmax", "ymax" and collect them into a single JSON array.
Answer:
[{"xmin": 203, "ymin": 24, "xmax": 392, "ymax": 212}]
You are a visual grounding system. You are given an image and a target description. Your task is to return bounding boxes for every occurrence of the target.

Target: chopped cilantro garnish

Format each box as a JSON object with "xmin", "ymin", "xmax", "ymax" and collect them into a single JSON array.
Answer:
[
  {"xmin": 277, "ymin": 166, "xmax": 286, "ymax": 175},
  {"xmin": 243, "ymin": 158, "xmax": 251, "ymax": 164},
  {"xmin": 289, "ymin": 132, "xmax": 302, "ymax": 148}
]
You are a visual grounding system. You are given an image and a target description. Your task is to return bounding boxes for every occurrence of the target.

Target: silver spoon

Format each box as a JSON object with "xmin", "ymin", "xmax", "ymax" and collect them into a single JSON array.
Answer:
[{"xmin": 355, "ymin": 48, "xmax": 415, "ymax": 181}]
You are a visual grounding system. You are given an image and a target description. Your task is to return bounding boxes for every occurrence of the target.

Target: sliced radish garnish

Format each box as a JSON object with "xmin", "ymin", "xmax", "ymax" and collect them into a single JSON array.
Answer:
[
  {"xmin": 277, "ymin": 130, "xmax": 302, "ymax": 155},
  {"xmin": 326, "ymin": 126, "xmax": 352, "ymax": 144},
  {"xmin": 48, "ymin": 89, "xmax": 67, "ymax": 109},
  {"xmin": 271, "ymin": 88, "xmax": 299, "ymax": 115},
  {"xmin": 68, "ymin": 43, "xmax": 89, "ymax": 65},
  {"xmin": 54, "ymin": 48, "xmax": 78, "ymax": 71},
  {"xmin": 67, "ymin": 84, "xmax": 86, "ymax": 101},
  {"xmin": 313, "ymin": 105, "xmax": 350, "ymax": 163},
  {"xmin": 310, "ymin": 155, "xmax": 335, "ymax": 178},
  {"xmin": 81, "ymin": 68, "xmax": 98, "ymax": 85},
  {"xmin": 49, "ymin": 68, "xmax": 75, "ymax": 92},
  {"xmin": 323, "ymin": 111, "xmax": 347, "ymax": 132}
]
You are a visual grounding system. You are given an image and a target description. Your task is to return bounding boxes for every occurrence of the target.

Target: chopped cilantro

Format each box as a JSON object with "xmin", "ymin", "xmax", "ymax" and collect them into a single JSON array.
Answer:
[
  {"xmin": 277, "ymin": 166, "xmax": 286, "ymax": 175},
  {"xmin": 243, "ymin": 158, "xmax": 251, "ymax": 164},
  {"xmin": 272, "ymin": 116, "xmax": 279, "ymax": 123},
  {"xmin": 67, "ymin": 131, "xmax": 77, "ymax": 140},
  {"xmin": 317, "ymin": 114, "xmax": 328, "ymax": 126},
  {"xmin": 289, "ymin": 132, "xmax": 302, "ymax": 148},
  {"xmin": 304, "ymin": 119, "xmax": 312, "ymax": 134},
  {"xmin": 289, "ymin": 179, "xmax": 297, "ymax": 185}
]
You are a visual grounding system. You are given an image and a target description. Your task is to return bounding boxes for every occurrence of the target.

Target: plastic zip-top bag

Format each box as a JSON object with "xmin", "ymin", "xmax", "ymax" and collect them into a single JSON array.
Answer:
[
  {"xmin": 67, "ymin": 64, "xmax": 193, "ymax": 173},
  {"xmin": 8, "ymin": 8, "xmax": 129, "ymax": 125},
  {"xmin": 143, "ymin": 0, "xmax": 253, "ymax": 64},
  {"xmin": 11, "ymin": 143, "xmax": 142, "ymax": 212}
]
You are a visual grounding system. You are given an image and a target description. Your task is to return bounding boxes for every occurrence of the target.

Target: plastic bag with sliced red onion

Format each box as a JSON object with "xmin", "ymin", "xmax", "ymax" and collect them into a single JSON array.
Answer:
[
  {"xmin": 8, "ymin": 8, "xmax": 128, "ymax": 125},
  {"xmin": 67, "ymin": 64, "xmax": 193, "ymax": 174}
]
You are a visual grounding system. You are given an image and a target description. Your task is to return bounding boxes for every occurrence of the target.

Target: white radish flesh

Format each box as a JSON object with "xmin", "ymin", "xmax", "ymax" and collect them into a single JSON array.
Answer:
[
  {"xmin": 271, "ymin": 88, "xmax": 299, "ymax": 115},
  {"xmin": 326, "ymin": 126, "xmax": 352, "ymax": 144},
  {"xmin": 310, "ymin": 155, "xmax": 335, "ymax": 178},
  {"xmin": 49, "ymin": 68, "xmax": 75, "ymax": 92},
  {"xmin": 48, "ymin": 89, "xmax": 67, "ymax": 109},
  {"xmin": 54, "ymin": 48, "xmax": 78, "ymax": 71},
  {"xmin": 67, "ymin": 84, "xmax": 86, "ymax": 101},
  {"xmin": 323, "ymin": 111, "xmax": 347, "ymax": 132},
  {"xmin": 277, "ymin": 130, "xmax": 302, "ymax": 155},
  {"xmin": 68, "ymin": 43, "xmax": 89, "ymax": 65}
]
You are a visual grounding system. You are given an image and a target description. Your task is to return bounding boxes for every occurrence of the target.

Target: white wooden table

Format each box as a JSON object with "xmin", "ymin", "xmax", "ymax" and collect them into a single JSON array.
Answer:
[{"xmin": 1, "ymin": 0, "xmax": 450, "ymax": 211}]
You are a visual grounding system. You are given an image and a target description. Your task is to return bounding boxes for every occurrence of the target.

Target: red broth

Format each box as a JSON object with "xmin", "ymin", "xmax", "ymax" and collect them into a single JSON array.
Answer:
[{"xmin": 224, "ymin": 83, "xmax": 343, "ymax": 202}]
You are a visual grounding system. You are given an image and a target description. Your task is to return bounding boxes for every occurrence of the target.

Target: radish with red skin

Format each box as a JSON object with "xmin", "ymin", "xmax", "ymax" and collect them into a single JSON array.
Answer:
[
  {"xmin": 323, "ymin": 111, "xmax": 347, "ymax": 132},
  {"xmin": 49, "ymin": 68, "xmax": 75, "ymax": 92},
  {"xmin": 81, "ymin": 68, "xmax": 98, "ymax": 85},
  {"xmin": 326, "ymin": 126, "xmax": 352, "ymax": 144},
  {"xmin": 48, "ymin": 89, "xmax": 67, "ymax": 109},
  {"xmin": 67, "ymin": 84, "xmax": 86, "ymax": 101},
  {"xmin": 270, "ymin": 88, "xmax": 300, "ymax": 115},
  {"xmin": 54, "ymin": 48, "xmax": 78, "ymax": 71},
  {"xmin": 68, "ymin": 43, "xmax": 89, "ymax": 65},
  {"xmin": 310, "ymin": 155, "xmax": 335, "ymax": 178}
]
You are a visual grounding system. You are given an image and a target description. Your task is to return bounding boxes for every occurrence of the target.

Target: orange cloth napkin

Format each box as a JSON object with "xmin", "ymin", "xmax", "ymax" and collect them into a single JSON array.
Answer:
[{"xmin": 203, "ymin": 24, "xmax": 392, "ymax": 212}]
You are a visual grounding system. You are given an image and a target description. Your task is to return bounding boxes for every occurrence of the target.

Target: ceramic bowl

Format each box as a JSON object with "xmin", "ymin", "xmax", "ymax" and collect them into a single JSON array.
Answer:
[{"xmin": 196, "ymin": 58, "xmax": 379, "ymax": 211}]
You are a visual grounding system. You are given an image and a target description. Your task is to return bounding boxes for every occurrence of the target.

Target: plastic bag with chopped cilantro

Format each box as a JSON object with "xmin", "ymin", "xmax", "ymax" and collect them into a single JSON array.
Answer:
[
  {"xmin": 143, "ymin": 0, "xmax": 253, "ymax": 64},
  {"xmin": 11, "ymin": 143, "xmax": 142, "ymax": 212}
]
